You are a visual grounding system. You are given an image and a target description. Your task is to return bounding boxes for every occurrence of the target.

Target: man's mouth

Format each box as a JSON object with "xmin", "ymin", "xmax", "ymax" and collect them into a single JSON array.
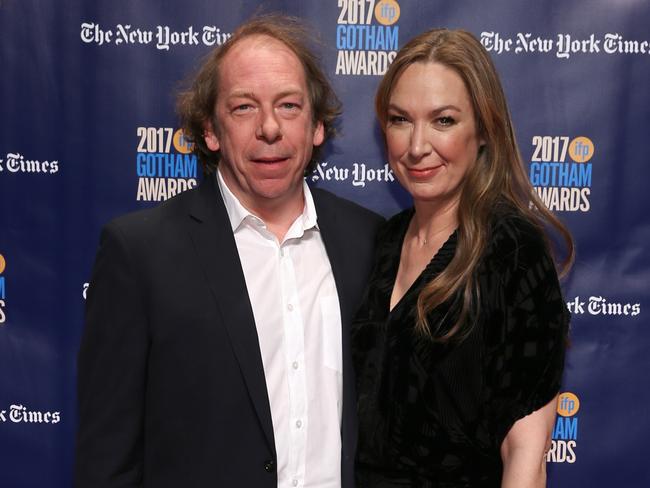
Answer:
[{"xmin": 251, "ymin": 156, "xmax": 290, "ymax": 164}]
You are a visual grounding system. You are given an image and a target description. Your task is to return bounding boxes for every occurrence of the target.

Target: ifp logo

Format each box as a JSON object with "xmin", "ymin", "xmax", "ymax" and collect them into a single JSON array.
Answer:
[
  {"xmin": 557, "ymin": 392, "xmax": 580, "ymax": 417},
  {"xmin": 568, "ymin": 136, "xmax": 594, "ymax": 163},
  {"xmin": 546, "ymin": 392, "xmax": 580, "ymax": 464},
  {"xmin": 375, "ymin": 0, "xmax": 400, "ymax": 25},
  {"xmin": 172, "ymin": 129, "xmax": 194, "ymax": 155}
]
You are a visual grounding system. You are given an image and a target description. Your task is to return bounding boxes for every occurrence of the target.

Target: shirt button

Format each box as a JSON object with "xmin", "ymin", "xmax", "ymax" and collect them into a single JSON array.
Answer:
[
  {"xmin": 292, "ymin": 479, "xmax": 299, "ymax": 487},
  {"xmin": 263, "ymin": 459, "xmax": 275, "ymax": 473},
  {"xmin": 295, "ymin": 419, "xmax": 302, "ymax": 429},
  {"xmin": 292, "ymin": 361, "xmax": 299, "ymax": 370},
  {"xmin": 287, "ymin": 303, "xmax": 294, "ymax": 311}
]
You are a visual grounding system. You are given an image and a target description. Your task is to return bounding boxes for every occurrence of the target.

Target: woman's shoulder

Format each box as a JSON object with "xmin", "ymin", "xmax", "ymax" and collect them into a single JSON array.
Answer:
[{"xmin": 484, "ymin": 205, "xmax": 552, "ymax": 272}]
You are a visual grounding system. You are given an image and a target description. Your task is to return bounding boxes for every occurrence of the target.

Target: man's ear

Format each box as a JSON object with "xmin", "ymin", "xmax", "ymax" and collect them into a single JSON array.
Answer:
[
  {"xmin": 313, "ymin": 120, "xmax": 325, "ymax": 147},
  {"xmin": 203, "ymin": 120, "xmax": 220, "ymax": 151}
]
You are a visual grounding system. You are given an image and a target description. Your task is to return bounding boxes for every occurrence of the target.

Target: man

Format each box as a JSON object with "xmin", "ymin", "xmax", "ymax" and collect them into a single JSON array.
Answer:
[{"xmin": 76, "ymin": 15, "xmax": 383, "ymax": 488}]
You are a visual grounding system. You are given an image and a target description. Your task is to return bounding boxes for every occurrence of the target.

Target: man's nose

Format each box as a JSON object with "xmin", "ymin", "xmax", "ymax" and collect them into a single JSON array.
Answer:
[{"xmin": 256, "ymin": 108, "xmax": 282, "ymax": 143}]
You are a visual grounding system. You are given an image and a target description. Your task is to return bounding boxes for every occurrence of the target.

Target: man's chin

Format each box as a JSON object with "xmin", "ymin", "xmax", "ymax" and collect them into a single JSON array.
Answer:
[{"xmin": 248, "ymin": 179, "xmax": 304, "ymax": 203}]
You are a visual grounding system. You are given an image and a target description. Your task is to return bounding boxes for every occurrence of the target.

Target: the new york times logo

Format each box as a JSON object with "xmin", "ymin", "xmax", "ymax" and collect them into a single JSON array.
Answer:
[
  {"xmin": 567, "ymin": 296, "xmax": 640, "ymax": 316},
  {"xmin": 0, "ymin": 404, "xmax": 61, "ymax": 424},
  {"xmin": 0, "ymin": 152, "xmax": 59, "ymax": 174},
  {"xmin": 81, "ymin": 22, "xmax": 231, "ymax": 51}
]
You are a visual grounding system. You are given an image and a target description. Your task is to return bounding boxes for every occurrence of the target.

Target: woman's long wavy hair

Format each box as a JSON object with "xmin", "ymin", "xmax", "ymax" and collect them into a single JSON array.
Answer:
[{"xmin": 376, "ymin": 29, "xmax": 574, "ymax": 341}]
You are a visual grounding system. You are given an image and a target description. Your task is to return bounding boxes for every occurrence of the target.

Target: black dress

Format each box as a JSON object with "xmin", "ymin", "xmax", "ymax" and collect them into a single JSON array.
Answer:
[{"xmin": 352, "ymin": 207, "xmax": 569, "ymax": 487}]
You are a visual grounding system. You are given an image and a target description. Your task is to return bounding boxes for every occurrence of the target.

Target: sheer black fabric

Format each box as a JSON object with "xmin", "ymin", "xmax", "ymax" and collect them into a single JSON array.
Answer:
[{"xmin": 352, "ymin": 207, "xmax": 569, "ymax": 487}]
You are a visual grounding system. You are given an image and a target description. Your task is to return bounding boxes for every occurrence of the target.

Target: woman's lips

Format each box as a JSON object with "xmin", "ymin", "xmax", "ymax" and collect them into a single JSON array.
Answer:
[{"xmin": 407, "ymin": 164, "xmax": 443, "ymax": 179}]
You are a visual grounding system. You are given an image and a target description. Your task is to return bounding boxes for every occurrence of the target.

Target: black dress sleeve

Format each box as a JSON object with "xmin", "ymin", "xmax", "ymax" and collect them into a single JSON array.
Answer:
[{"xmin": 481, "ymin": 219, "xmax": 570, "ymax": 447}]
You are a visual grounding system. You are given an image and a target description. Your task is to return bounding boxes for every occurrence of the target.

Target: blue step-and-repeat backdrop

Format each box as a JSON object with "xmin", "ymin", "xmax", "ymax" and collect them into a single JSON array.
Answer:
[{"xmin": 1, "ymin": 1, "xmax": 648, "ymax": 486}]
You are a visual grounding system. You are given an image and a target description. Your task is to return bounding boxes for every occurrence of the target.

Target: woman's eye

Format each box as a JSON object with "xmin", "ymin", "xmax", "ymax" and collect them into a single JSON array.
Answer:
[
  {"xmin": 388, "ymin": 115, "xmax": 408, "ymax": 124},
  {"xmin": 437, "ymin": 116, "xmax": 455, "ymax": 126}
]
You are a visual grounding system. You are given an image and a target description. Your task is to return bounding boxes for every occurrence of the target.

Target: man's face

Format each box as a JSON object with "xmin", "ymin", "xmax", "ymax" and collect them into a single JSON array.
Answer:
[{"xmin": 204, "ymin": 35, "xmax": 324, "ymax": 214}]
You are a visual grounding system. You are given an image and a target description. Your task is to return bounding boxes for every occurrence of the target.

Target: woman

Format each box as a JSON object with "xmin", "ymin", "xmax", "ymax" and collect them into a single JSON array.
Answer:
[{"xmin": 352, "ymin": 29, "xmax": 573, "ymax": 487}]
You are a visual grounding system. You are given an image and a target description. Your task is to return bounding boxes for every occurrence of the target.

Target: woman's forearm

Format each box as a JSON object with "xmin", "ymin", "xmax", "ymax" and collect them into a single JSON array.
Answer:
[{"xmin": 501, "ymin": 446, "xmax": 547, "ymax": 488}]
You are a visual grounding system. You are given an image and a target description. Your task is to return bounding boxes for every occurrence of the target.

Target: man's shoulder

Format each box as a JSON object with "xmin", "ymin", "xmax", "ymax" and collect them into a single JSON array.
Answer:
[
  {"xmin": 311, "ymin": 187, "xmax": 384, "ymax": 226},
  {"xmin": 103, "ymin": 183, "xmax": 204, "ymax": 239}
]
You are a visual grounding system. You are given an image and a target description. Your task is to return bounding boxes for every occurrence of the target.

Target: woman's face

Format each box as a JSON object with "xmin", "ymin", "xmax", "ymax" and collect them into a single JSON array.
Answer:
[{"xmin": 385, "ymin": 61, "xmax": 484, "ymax": 208}]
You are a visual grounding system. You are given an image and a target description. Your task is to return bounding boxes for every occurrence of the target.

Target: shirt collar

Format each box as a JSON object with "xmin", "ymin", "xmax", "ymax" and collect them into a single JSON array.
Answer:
[{"xmin": 216, "ymin": 168, "xmax": 319, "ymax": 235}]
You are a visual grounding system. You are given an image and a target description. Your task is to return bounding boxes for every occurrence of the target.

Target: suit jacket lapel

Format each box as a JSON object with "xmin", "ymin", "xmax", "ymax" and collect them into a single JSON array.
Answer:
[{"xmin": 186, "ymin": 176, "xmax": 275, "ymax": 453}]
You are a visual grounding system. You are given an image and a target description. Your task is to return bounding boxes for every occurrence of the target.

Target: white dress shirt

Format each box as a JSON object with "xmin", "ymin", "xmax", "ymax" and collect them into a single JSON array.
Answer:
[{"xmin": 217, "ymin": 170, "xmax": 343, "ymax": 488}]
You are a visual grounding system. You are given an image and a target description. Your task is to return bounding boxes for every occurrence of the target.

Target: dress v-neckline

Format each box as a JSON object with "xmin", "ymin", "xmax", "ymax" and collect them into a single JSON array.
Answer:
[{"xmin": 387, "ymin": 210, "xmax": 458, "ymax": 315}]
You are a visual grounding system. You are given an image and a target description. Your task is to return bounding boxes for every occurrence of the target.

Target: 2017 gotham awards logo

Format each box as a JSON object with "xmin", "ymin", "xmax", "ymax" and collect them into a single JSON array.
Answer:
[
  {"xmin": 335, "ymin": 0, "xmax": 400, "ymax": 75},
  {"xmin": 529, "ymin": 136, "xmax": 594, "ymax": 212},
  {"xmin": 136, "ymin": 127, "xmax": 198, "ymax": 201},
  {"xmin": 546, "ymin": 392, "xmax": 580, "ymax": 463},
  {"xmin": 0, "ymin": 254, "xmax": 6, "ymax": 324}
]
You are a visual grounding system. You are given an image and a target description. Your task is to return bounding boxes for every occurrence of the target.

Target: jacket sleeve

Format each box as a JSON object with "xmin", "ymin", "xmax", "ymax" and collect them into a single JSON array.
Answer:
[{"xmin": 75, "ymin": 221, "xmax": 149, "ymax": 488}]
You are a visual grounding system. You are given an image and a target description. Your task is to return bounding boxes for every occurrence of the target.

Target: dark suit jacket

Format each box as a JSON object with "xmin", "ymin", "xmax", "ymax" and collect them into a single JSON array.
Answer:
[{"xmin": 76, "ymin": 176, "xmax": 383, "ymax": 488}]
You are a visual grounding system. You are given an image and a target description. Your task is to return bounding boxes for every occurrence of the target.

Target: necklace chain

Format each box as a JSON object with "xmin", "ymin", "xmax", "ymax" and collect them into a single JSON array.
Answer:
[{"xmin": 413, "ymin": 225, "xmax": 454, "ymax": 247}]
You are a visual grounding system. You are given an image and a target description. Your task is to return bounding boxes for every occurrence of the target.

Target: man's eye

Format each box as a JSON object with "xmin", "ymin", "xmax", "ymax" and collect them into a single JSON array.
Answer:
[
  {"xmin": 280, "ymin": 102, "xmax": 300, "ymax": 110},
  {"xmin": 233, "ymin": 104, "xmax": 253, "ymax": 113}
]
